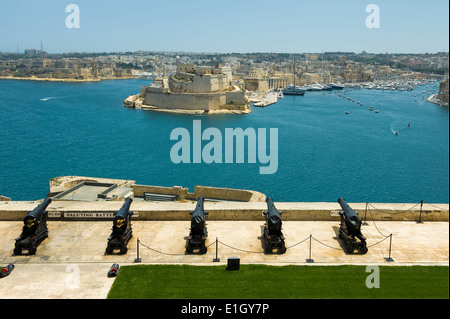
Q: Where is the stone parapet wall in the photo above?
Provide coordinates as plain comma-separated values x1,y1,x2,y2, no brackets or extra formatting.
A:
1,200,447,222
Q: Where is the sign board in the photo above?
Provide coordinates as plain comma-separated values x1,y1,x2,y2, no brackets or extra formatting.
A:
330,210,341,217
47,211,139,219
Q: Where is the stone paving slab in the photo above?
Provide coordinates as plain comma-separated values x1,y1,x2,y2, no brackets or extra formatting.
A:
0,220,448,298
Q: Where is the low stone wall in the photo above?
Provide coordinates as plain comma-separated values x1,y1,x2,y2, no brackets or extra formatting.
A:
187,186,266,202
132,185,189,200
1,201,447,222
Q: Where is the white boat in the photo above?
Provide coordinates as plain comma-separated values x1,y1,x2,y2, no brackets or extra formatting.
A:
277,90,284,99
247,91,262,103
306,83,323,91
253,91,278,107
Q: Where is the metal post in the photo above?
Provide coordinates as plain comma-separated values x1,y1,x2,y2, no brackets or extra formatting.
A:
362,202,369,225
306,234,314,263
385,234,394,262
417,200,424,224
213,237,220,262
134,238,141,263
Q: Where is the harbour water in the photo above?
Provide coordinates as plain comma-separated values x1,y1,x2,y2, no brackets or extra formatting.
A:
0,79,448,203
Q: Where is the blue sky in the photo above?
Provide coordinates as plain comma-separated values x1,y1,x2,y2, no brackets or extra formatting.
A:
1,0,448,54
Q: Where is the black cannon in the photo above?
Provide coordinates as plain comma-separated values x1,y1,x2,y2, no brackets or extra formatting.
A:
14,197,52,255
106,197,133,254
263,197,286,254
186,197,208,254
337,197,368,254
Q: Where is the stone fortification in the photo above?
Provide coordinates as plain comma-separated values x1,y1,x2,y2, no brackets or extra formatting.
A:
124,63,250,114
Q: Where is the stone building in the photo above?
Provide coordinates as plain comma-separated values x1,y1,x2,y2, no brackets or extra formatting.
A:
438,79,449,105
139,63,249,113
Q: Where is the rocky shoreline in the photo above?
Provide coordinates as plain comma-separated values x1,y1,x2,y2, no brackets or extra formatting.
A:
427,93,449,107
0,76,135,82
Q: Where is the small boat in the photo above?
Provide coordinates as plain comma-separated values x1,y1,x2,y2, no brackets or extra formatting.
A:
307,83,324,91
375,110,379,113
394,131,399,135
328,83,345,90
277,90,284,99
253,91,278,107
345,111,349,114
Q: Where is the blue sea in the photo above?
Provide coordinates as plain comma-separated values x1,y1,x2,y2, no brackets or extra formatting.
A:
0,79,448,203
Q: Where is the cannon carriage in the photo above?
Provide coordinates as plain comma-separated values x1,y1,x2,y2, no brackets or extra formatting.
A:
106,197,133,254
262,197,286,254
337,197,368,254
14,197,52,255
186,197,208,254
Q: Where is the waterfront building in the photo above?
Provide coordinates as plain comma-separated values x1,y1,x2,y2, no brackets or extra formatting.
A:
135,63,250,113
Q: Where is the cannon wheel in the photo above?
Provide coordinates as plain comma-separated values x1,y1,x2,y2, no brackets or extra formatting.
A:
13,247,22,255
345,244,354,254
186,245,194,254
265,244,273,254
278,244,287,254
200,246,207,254
358,245,368,254
28,245,37,255
120,246,128,254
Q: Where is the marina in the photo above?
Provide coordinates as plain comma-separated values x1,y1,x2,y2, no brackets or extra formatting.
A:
0,78,448,204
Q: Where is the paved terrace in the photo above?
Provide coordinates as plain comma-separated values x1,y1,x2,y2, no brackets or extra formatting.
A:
0,200,448,299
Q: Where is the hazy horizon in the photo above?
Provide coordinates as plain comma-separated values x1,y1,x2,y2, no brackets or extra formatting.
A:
1,0,449,54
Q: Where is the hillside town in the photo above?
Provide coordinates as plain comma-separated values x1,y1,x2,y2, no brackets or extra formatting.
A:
1,50,448,105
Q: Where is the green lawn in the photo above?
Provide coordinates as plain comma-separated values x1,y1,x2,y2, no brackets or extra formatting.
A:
107,264,448,299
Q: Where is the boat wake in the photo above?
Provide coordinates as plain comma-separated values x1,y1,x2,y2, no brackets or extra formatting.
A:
41,97,55,101
41,95,71,101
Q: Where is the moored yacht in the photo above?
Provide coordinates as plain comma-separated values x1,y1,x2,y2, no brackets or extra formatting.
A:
283,84,305,96
328,83,345,89
306,83,323,91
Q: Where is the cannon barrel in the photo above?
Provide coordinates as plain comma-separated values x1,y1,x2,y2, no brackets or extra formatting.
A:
190,197,208,234
113,197,133,228
337,197,367,254
24,197,52,228
264,197,282,235
337,197,362,233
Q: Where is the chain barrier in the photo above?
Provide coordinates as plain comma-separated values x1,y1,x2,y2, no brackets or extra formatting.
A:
138,240,187,256
366,206,392,237
424,202,449,211
366,235,391,248
310,236,341,250
135,232,393,259
285,236,310,249
367,201,421,215
218,240,264,254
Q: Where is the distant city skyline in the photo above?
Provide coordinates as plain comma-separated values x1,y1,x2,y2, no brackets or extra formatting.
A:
1,0,449,54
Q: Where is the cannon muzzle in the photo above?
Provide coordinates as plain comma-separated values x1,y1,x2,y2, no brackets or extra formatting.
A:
190,197,208,235
113,197,133,228
24,197,52,228
337,197,362,234
263,197,282,235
